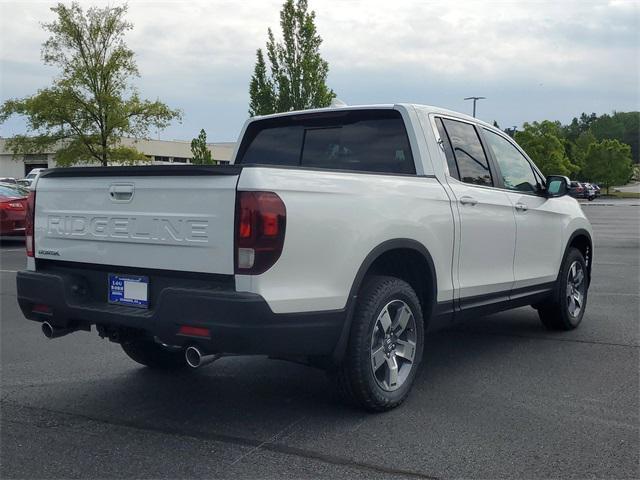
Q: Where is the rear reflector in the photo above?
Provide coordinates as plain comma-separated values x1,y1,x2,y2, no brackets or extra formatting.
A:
178,325,210,338
32,304,51,314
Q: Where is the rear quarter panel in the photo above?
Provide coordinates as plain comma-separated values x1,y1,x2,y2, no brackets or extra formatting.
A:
235,167,455,314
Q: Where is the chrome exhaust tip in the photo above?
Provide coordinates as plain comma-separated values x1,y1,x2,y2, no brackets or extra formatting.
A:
41,321,54,339
185,346,220,368
185,346,203,368
41,321,77,339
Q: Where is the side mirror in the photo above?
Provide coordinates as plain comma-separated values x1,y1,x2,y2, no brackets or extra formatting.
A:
545,175,570,198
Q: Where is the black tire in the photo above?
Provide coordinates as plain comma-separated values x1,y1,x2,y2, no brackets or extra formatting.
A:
121,339,187,369
335,275,425,412
537,247,589,330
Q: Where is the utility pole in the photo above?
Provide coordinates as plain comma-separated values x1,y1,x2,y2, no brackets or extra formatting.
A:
463,96,486,117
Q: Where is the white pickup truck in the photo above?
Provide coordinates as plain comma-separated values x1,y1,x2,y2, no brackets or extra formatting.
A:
17,104,593,411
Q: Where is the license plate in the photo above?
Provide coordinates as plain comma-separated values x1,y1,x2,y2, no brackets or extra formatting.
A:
108,274,149,309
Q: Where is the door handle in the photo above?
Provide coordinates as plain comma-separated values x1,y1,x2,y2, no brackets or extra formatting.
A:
459,196,478,206
515,202,528,211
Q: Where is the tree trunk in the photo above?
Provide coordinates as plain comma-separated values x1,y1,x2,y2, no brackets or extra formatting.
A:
101,142,108,166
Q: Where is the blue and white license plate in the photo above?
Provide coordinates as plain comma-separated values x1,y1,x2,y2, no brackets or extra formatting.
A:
108,274,149,309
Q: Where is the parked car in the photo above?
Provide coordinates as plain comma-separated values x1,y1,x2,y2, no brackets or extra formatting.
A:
569,181,596,201
16,104,593,411
19,168,46,187
0,182,29,237
583,183,597,201
569,181,584,198
0,177,18,184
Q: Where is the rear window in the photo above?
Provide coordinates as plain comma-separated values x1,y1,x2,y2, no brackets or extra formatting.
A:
0,184,28,197
236,109,415,174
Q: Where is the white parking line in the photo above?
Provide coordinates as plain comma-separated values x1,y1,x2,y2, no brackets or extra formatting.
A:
0,248,24,252
0,269,18,273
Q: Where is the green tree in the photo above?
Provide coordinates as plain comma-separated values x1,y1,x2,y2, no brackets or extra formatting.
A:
514,121,578,176
0,2,181,166
248,0,335,116
190,129,214,165
568,130,597,176
582,139,633,193
590,112,640,164
562,112,597,143
249,49,277,116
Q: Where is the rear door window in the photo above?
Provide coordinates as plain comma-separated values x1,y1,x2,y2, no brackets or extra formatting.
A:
237,110,415,174
441,118,493,186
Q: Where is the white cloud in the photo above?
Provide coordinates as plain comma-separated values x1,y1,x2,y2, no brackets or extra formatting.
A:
1,0,638,141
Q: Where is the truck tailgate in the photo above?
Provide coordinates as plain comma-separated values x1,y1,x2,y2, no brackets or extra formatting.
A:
34,166,239,274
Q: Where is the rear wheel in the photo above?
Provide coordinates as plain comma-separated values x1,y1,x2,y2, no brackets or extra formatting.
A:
335,276,424,412
537,248,589,330
121,339,187,369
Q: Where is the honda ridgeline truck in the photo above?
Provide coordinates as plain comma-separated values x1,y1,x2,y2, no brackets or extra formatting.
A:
17,104,593,411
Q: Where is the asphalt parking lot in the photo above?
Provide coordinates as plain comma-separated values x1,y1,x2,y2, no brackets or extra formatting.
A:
1,201,638,479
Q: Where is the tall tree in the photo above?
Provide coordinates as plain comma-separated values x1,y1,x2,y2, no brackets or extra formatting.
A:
190,129,214,165
248,0,335,116
514,121,578,176
582,139,633,193
249,50,277,116
0,2,181,166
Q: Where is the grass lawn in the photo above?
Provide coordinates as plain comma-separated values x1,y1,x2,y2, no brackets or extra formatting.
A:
602,191,640,199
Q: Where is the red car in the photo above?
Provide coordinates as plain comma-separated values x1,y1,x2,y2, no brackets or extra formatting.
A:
0,183,29,237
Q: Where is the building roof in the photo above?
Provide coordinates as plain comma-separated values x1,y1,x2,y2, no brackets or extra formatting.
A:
0,137,236,162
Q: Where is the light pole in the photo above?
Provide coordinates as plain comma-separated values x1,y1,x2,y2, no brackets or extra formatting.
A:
463,96,486,118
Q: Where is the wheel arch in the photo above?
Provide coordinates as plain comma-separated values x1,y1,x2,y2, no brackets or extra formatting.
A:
564,229,593,283
330,239,438,365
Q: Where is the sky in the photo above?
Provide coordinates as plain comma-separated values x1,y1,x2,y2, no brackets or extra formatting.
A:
1,0,638,143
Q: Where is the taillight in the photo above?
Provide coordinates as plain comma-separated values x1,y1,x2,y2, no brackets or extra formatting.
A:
0,201,25,210
235,191,286,275
25,191,35,257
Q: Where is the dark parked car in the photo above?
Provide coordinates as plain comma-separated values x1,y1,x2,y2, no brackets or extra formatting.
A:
569,181,596,201
0,183,29,237
569,181,585,198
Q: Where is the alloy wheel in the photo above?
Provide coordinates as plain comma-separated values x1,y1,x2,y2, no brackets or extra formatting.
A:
566,261,586,318
370,299,417,391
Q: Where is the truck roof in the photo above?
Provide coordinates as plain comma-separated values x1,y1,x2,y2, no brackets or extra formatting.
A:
249,103,496,131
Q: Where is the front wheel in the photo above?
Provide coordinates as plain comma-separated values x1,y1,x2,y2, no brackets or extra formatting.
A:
335,276,424,412
537,248,589,330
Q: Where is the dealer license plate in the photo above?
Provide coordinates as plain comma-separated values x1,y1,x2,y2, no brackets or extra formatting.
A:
108,274,149,309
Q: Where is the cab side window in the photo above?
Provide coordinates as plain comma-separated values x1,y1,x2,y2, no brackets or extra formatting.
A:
483,129,539,193
441,118,493,186
435,118,460,180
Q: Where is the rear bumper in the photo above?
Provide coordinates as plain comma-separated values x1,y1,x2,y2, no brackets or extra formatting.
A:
16,269,345,357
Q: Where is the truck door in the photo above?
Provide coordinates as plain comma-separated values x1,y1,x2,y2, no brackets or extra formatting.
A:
479,127,565,290
435,117,517,305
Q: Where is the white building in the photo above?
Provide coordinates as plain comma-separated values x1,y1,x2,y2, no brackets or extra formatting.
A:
0,137,236,179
